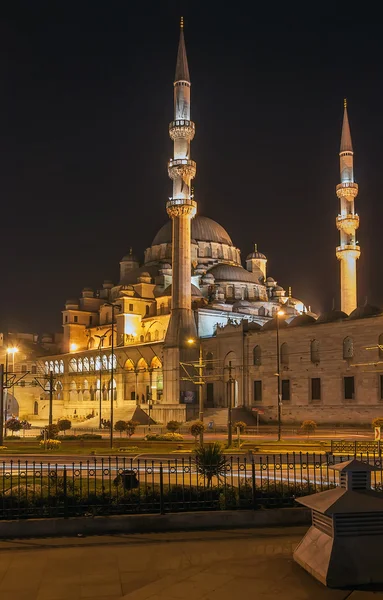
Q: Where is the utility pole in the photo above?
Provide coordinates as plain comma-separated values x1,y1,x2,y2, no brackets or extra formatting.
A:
0,364,4,446
110,305,115,449
228,360,233,447
276,312,283,442
49,370,54,427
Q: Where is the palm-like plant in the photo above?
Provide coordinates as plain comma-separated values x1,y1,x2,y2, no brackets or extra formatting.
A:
194,442,227,487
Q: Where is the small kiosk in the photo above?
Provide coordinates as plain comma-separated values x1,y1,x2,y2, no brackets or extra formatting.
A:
294,459,383,587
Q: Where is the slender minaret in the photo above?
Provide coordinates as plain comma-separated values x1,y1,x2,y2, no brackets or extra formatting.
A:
336,99,360,314
163,18,197,403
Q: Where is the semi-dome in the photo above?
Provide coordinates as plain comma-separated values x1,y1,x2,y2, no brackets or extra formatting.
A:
262,317,288,331
160,284,203,298
207,264,262,283
152,215,233,247
246,250,266,260
316,309,348,324
348,304,382,320
288,314,316,327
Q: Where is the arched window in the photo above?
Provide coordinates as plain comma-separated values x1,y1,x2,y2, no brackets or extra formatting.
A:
59,360,64,374
205,246,212,258
83,357,89,371
34,401,39,415
227,285,234,298
95,355,101,371
69,358,77,373
88,337,95,349
55,381,63,400
159,303,165,315
107,354,117,370
253,345,262,366
379,333,383,360
145,305,150,316
102,355,108,370
154,329,159,341
280,343,289,367
44,361,49,374
77,358,83,372
49,361,54,373
343,336,354,359
258,306,266,316
90,357,95,371
145,332,151,342
140,335,144,343
206,352,213,370
90,385,95,401
54,360,59,374
108,335,112,347
310,339,320,364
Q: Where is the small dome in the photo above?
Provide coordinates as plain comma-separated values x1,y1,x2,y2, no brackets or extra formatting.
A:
348,304,382,320
288,314,316,327
207,264,262,284
233,300,252,308
202,273,215,282
274,285,284,291
266,277,275,283
141,272,150,278
246,251,266,260
65,298,78,306
121,252,138,262
160,263,172,271
316,309,348,324
262,317,288,331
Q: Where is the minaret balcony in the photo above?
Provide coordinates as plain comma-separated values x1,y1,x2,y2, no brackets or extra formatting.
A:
336,213,360,235
168,158,196,180
336,244,361,261
169,120,195,141
336,182,358,199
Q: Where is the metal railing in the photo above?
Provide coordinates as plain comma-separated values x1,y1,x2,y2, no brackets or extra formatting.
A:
0,453,382,521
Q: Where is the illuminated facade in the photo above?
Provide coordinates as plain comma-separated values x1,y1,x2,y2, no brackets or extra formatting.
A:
336,100,360,314
31,20,380,427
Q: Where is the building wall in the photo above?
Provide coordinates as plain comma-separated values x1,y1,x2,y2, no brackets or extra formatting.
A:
201,316,383,425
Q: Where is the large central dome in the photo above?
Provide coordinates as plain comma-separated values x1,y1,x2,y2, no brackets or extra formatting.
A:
152,215,233,247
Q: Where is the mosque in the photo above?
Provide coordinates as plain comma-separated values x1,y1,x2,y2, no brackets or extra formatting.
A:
12,20,383,426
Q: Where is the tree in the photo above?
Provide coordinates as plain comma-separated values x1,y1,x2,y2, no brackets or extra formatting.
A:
5,418,21,436
301,420,317,438
190,421,205,443
166,420,182,433
58,419,72,435
114,420,127,437
233,421,247,434
372,417,383,429
194,442,227,486
125,420,139,438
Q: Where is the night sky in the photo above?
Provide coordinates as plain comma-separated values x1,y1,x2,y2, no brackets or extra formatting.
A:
1,2,382,333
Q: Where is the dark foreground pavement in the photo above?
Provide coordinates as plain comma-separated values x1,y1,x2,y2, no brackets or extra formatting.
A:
0,527,381,599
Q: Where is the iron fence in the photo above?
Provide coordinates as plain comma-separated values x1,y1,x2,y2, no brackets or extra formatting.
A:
0,452,382,520
330,440,380,454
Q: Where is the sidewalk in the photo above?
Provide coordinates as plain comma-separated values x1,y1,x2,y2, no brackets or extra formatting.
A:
0,527,381,599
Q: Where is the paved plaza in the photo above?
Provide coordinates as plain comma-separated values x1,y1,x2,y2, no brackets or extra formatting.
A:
0,526,382,599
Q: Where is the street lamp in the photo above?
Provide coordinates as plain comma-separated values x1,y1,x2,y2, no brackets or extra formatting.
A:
95,332,110,429
187,337,204,445
102,302,121,449
5,347,18,422
276,310,284,442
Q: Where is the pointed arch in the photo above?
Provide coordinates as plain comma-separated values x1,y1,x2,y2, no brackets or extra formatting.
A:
69,358,77,373
151,356,162,370
310,339,320,363
125,358,135,370
343,336,354,359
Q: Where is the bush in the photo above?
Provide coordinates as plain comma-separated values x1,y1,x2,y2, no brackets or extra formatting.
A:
57,434,102,441
372,417,383,429
166,420,182,433
301,420,317,437
114,420,127,436
194,442,227,486
118,446,139,452
5,418,21,435
144,433,184,441
233,421,247,434
39,439,61,450
190,421,205,442
125,420,139,438
58,419,72,435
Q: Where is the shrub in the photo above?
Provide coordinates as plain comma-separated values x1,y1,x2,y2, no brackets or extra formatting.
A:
5,418,21,435
0,446,7,450
194,442,227,486
144,433,183,441
166,420,182,433
78,433,102,440
39,439,61,450
118,446,139,452
114,420,127,436
372,417,383,429
58,419,72,435
190,421,205,442
301,420,317,437
126,420,139,438
233,421,247,434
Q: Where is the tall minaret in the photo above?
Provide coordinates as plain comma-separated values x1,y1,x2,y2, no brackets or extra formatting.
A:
336,99,360,314
163,18,197,403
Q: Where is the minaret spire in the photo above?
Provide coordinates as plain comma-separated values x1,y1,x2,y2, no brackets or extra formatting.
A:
336,100,360,314
163,18,197,404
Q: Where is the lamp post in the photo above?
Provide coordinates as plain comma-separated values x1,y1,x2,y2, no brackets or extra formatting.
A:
5,347,18,423
276,310,284,442
187,338,204,445
95,333,108,429
102,302,121,449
